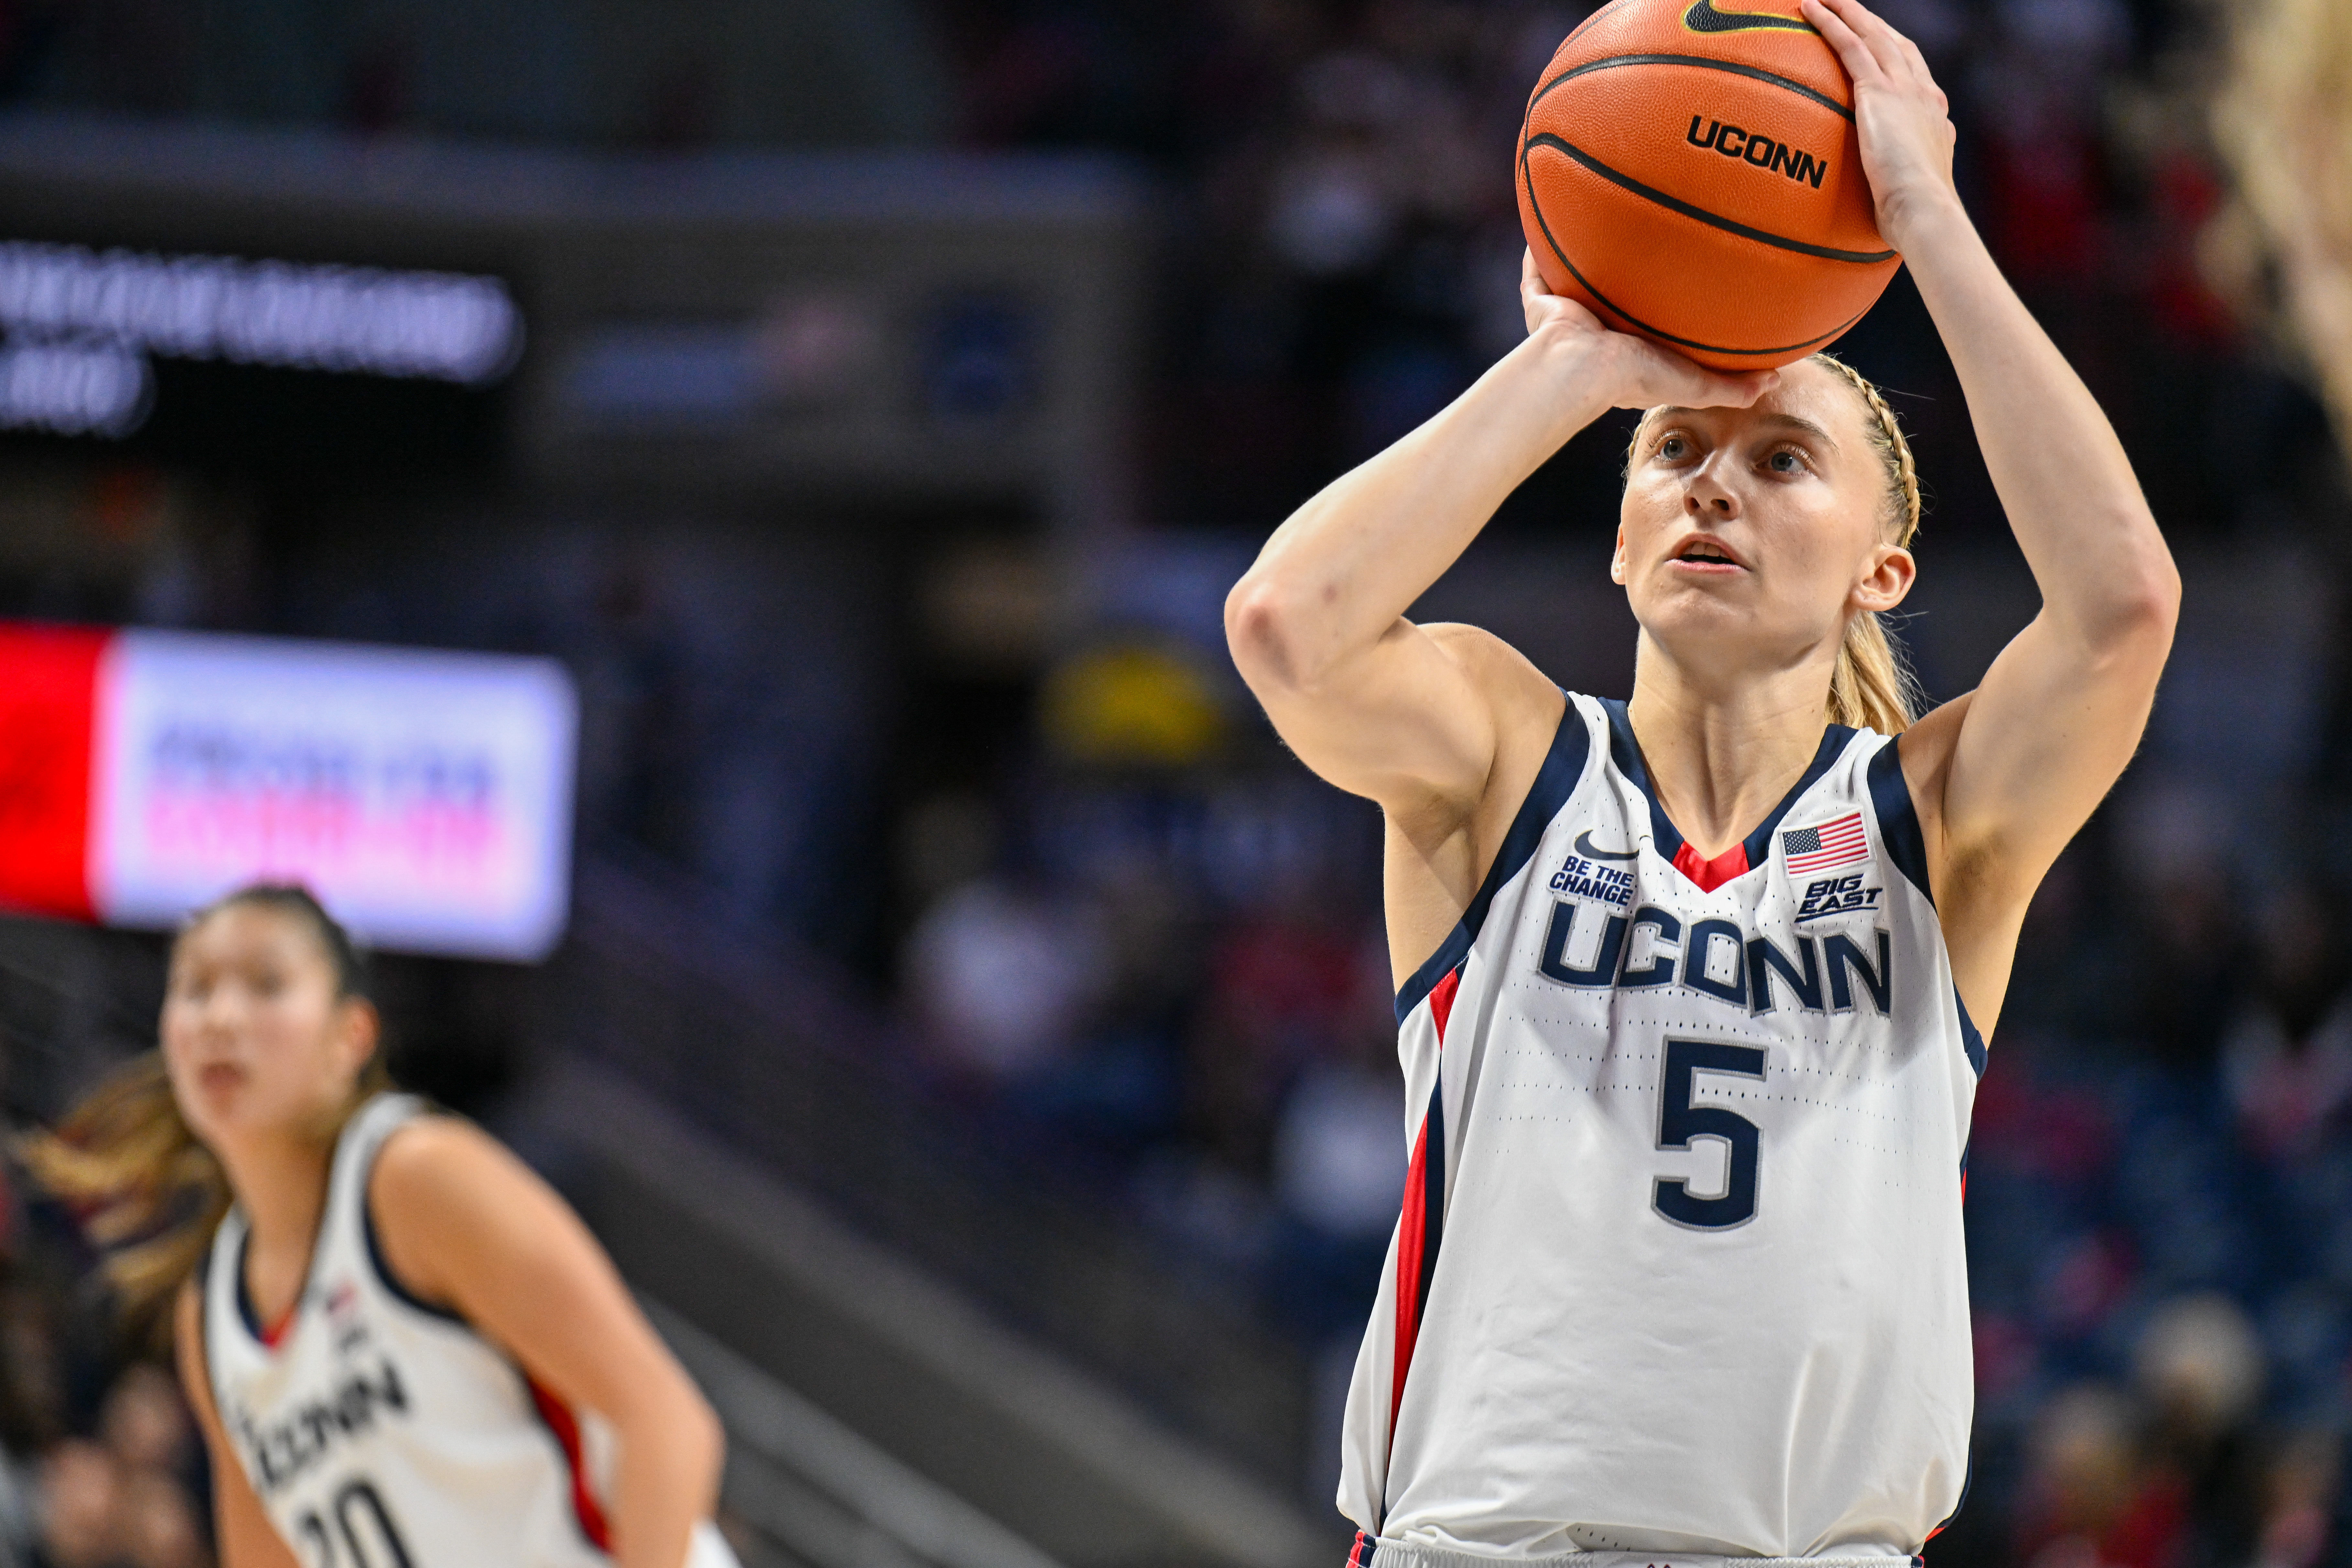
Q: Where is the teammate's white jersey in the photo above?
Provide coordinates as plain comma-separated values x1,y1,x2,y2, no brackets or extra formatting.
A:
202,1094,738,1568
1341,693,1982,1566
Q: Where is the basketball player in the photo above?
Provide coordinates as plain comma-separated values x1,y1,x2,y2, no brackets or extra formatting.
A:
1224,0,2179,1560
29,886,738,1568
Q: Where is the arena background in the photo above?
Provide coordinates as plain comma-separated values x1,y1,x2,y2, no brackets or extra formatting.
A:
0,0,2347,1564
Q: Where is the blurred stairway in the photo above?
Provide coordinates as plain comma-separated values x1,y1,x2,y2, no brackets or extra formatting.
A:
536,855,1336,1568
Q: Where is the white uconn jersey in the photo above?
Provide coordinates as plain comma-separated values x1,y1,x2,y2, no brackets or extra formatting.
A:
203,1095,738,1568
1340,694,1983,1565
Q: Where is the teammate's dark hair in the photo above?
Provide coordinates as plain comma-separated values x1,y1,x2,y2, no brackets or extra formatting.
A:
211,884,372,1001
21,885,389,1336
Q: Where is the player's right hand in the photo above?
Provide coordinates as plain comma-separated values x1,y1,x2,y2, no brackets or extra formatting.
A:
1521,248,1779,412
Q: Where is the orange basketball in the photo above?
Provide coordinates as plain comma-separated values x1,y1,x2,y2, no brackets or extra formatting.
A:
1516,0,1899,370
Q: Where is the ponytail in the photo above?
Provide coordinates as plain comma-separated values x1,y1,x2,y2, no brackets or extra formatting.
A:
1830,609,1924,736
21,1054,231,1331
22,884,386,1332
1811,353,1926,734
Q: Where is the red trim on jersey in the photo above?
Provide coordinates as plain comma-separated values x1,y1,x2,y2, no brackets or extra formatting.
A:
1672,839,1750,893
1348,1529,1378,1566
1389,965,1459,1441
528,1377,613,1552
1391,1114,1432,1434
1428,967,1460,1042
259,1304,295,1349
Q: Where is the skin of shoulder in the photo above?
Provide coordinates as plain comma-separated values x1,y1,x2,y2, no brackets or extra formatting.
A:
365,1114,539,1310
365,1113,627,1353
363,1115,712,1438
1382,625,1568,987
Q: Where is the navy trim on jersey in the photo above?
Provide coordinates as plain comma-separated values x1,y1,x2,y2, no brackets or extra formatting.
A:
1600,698,1853,873
1931,1453,1975,1542
1865,734,1933,904
195,1235,217,1364
362,1133,472,1329
1416,1079,1447,1313
232,1228,278,1346
363,1200,471,1327
1383,1073,1449,1528
1394,692,1592,1024
1956,988,1988,1077
1864,737,1987,1074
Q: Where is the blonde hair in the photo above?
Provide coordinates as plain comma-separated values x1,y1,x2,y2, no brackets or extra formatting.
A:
1810,353,1926,735
1627,352,1926,735
2210,0,2352,459
22,887,388,1333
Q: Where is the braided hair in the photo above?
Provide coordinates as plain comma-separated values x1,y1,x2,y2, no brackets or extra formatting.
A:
1623,352,1926,735
1808,353,1926,735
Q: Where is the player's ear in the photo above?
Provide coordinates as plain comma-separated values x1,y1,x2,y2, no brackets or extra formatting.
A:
1611,525,1630,586
334,997,382,1081
1853,544,1914,614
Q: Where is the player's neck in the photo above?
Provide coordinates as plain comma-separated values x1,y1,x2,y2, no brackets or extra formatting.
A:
219,1131,336,1277
1625,644,1832,859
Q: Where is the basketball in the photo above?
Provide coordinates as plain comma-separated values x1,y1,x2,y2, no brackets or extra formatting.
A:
1517,0,1901,369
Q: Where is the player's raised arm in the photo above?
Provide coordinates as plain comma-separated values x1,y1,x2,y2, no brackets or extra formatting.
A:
1803,0,2180,1015
1224,256,1778,816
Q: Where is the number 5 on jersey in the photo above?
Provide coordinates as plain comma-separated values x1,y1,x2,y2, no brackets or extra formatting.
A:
1654,1039,1766,1229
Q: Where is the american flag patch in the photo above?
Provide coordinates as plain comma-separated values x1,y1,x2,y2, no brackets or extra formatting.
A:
1781,811,1869,875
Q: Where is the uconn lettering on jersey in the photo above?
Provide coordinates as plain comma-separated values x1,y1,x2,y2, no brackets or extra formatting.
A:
229,1356,410,1497
1537,897,1893,1015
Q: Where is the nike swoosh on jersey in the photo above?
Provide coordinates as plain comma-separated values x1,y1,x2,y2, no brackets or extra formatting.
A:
1682,0,1816,31
1573,829,1640,861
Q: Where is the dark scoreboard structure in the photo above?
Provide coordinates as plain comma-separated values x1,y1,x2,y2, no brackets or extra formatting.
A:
0,113,1146,522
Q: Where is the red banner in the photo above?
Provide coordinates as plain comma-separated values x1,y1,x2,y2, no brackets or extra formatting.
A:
0,624,109,920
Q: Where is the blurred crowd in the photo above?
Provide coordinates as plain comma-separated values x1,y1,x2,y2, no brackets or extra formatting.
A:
0,1154,209,1568
935,0,2282,531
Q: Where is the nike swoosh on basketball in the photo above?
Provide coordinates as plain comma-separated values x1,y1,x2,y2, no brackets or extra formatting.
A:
1681,0,1815,32
1574,830,1641,861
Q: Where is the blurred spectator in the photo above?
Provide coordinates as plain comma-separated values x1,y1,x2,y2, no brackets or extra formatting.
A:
2250,1430,2339,1568
907,873,1108,1080
94,1369,188,1486
35,1441,115,1568
112,1469,202,1568
1185,899,1363,1178
2014,1384,2185,1568
2136,1296,2265,1568
24,1362,206,1568
2223,885,2352,1160
1268,943,1405,1336
1270,1054,1402,1240
2122,874,2241,1076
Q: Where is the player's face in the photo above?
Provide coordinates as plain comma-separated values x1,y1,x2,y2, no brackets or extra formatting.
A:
1615,361,1913,674
160,905,375,1151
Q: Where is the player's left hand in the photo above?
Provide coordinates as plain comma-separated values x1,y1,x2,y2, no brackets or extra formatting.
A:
1801,0,1959,253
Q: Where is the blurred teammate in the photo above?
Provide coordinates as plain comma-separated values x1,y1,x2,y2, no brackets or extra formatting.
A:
30,885,737,1568
2214,0,2352,457
1225,0,2178,1560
